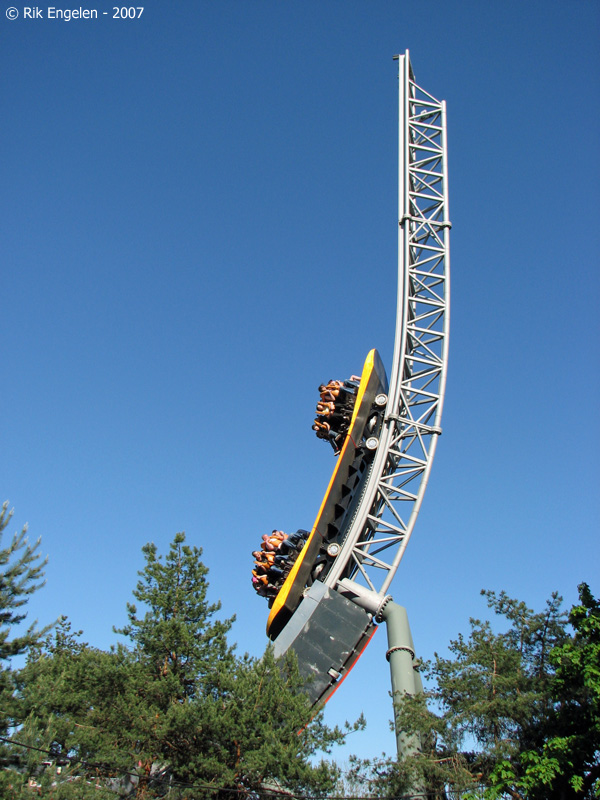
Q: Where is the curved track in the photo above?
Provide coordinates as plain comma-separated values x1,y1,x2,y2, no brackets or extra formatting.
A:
269,51,450,705
327,50,450,608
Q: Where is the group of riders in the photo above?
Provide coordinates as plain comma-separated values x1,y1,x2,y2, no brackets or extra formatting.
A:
251,529,309,600
312,376,360,455
251,374,361,601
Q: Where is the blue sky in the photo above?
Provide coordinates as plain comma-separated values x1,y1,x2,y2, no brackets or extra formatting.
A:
2,0,599,764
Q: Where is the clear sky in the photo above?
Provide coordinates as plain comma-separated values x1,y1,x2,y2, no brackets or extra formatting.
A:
2,0,599,766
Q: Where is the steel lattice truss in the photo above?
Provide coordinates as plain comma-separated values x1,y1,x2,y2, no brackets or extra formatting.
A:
326,51,450,605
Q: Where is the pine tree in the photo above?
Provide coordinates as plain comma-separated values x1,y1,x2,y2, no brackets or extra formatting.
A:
15,532,350,799
354,585,600,800
110,532,346,798
0,620,118,799
0,501,48,738
0,502,47,661
114,531,236,696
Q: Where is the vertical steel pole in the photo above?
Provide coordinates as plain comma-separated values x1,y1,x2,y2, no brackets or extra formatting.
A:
389,50,408,404
379,600,422,760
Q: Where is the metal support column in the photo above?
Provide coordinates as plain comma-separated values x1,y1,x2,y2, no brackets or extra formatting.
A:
379,600,422,760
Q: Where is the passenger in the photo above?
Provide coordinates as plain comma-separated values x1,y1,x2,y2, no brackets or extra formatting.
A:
253,529,298,600
261,534,278,552
275,530,305,556
313,419,329,436
316,401,335,415
336,385,354,403
277,538,297,555
288,530,308,546
327,409,345,425
316,419,331,435
267,565,285,582
322,423,343,454
314,378,358,429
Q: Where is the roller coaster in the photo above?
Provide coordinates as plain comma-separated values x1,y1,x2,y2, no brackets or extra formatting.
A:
253,51,450,726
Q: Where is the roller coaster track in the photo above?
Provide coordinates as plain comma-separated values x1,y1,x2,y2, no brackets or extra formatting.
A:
326,50,450,609
269,51,449,704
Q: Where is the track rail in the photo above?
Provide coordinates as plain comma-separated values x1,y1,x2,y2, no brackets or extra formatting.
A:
326,50,450,605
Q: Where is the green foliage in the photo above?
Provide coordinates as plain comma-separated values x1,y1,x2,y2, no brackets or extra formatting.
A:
0,501,48,743
345,689,479,799
2,508,597,800
114,532,236,696
509,582,600,799
0,761,117,800
0,502,48,661
432,589,568,760
355,585,600,800
11,532,352,798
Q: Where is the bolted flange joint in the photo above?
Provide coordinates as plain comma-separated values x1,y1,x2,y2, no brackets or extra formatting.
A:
375,594,394,623
386,644,415,663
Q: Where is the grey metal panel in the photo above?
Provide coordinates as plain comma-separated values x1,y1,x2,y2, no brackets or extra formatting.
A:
273,582,375,706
